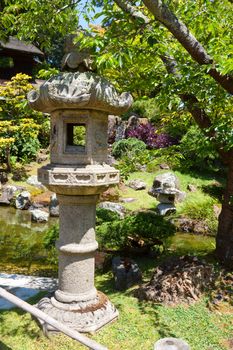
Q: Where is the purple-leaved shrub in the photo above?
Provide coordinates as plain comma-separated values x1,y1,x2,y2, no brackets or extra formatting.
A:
126,122,177,149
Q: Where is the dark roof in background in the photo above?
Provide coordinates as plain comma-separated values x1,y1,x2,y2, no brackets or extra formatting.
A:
0,37,44,56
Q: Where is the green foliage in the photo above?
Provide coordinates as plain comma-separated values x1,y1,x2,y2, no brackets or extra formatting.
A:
36,67,60,80
112,138,150,179
96,211,175,250
112,137,147,158
146,146,184,172
0,74,48,165
0,1,78,51
43,224,59,265
43,224,59,250
96,207,120,225
116,150,151,180
179,126,219,171
178,196,218,234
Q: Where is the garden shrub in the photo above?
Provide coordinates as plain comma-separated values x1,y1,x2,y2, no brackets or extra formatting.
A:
96,211,175,250
96,207,121,225
112,138,150,179
0,73,49,166
112,137,146,159
146,145,184,172
126,122,178,149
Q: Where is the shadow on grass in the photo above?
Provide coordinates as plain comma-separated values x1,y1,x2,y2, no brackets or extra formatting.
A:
137,301,176,339
0,291,47,339
0,341,12,350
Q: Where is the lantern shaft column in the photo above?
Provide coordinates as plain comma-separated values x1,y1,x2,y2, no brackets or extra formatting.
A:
55,194,98,303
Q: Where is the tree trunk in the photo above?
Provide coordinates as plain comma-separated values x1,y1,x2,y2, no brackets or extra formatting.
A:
216,157,233,267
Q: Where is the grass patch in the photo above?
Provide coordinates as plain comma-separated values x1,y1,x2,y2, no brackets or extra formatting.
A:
0,264,232,350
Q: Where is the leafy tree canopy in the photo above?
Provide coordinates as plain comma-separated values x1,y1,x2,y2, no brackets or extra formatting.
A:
0,0,79,61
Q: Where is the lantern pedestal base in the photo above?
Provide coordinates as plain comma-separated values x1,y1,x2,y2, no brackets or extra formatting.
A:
37,291,118,333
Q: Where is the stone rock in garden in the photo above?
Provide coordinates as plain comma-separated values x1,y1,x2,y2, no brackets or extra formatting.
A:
127,179,146,191
15,191,31,210
157,203,176,216
120,197,137,203
154,338,190,350
187,184,197,192
193,221,210,235
173,218,195,233
31,209,49,222
108,115,121,143
115,120,127,142
49,193,59,217
26,175,45,190
112,256,142,291
159,163,170,170
108,114,126,143
0,185,18,205
100,186,120,202
0,171,8,184
98,201,125,218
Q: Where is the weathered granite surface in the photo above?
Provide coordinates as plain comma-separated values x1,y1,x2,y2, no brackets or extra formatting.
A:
28,72,133,115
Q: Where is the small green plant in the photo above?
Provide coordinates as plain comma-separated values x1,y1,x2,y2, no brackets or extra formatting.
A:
112,137,146,159
96,211,175,250
96,207,121,225
43,225,59,265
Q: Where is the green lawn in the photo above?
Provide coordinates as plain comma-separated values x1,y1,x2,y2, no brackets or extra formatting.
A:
0,258,232,350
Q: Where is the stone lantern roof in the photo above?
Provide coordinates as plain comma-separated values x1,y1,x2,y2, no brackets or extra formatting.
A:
28,72,133,115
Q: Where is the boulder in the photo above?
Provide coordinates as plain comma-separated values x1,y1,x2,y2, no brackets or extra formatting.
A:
159,163,170,170
98,201,125,218
0,171,8,184
26,175,45,190
112,256,142,291
49,193,59,217
120,197,137,203
15,191,31,210
31,209,49,222
108,115,121,144
100,186,120,202
127,179,146,191
0,185,18,205
154,338,190,350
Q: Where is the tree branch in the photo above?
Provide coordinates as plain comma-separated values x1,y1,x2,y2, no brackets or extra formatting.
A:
56,0,80,14
141,0,233,94
114,0,150,24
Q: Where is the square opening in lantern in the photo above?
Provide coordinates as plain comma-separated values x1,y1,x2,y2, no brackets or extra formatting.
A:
65,123,86,153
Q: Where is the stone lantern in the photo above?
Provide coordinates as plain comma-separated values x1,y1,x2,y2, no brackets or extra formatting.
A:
28,72,132,332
